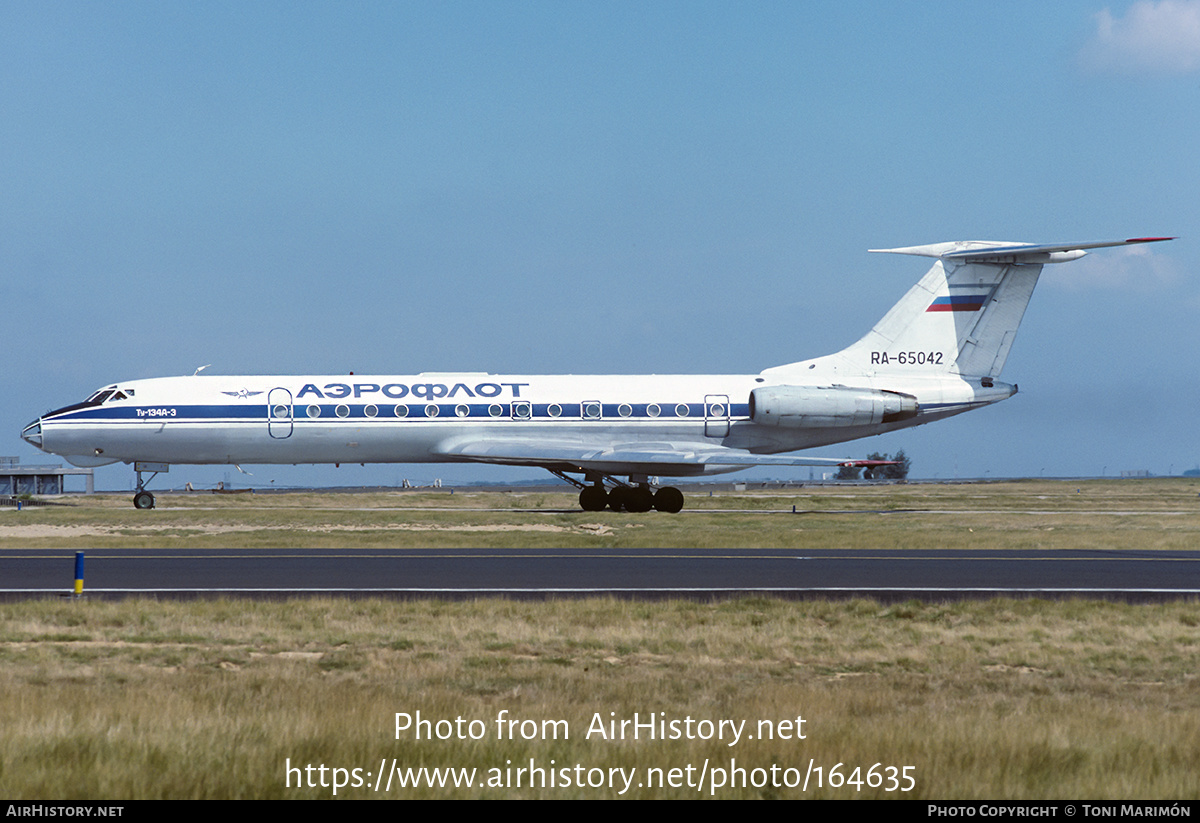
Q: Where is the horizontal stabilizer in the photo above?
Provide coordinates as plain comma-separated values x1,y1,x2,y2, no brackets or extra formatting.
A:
870,237,1173,264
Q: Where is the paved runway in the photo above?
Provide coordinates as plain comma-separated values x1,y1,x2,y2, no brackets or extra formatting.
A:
4,547,1198,601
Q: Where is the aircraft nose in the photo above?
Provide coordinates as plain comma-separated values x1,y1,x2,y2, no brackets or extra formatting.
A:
21,418,43,449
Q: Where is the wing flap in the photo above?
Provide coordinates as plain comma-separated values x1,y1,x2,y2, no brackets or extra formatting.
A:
433,439,883,473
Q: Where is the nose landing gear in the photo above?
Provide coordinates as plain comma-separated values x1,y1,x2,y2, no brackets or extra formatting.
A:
130,462,167,509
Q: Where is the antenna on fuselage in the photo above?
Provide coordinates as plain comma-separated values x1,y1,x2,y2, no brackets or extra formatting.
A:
193,364,212,376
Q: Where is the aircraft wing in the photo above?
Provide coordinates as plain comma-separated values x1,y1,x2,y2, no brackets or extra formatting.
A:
433,439,888,475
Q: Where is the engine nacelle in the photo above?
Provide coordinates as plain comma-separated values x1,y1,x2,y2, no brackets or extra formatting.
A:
749,385,919,428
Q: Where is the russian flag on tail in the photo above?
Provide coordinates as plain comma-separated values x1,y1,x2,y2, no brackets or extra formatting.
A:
926,294,990,312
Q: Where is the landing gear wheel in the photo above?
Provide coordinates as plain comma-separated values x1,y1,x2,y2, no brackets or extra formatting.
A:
579,486,608,512
625,486,655,513
133,491,155,510
607,486,628,512
653,486,684,513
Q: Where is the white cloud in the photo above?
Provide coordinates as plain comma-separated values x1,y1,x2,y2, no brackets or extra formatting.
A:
1050,243,1181,292
1081,1,1200,74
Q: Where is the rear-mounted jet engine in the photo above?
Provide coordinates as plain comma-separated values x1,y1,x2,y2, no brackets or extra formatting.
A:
749,386,918,428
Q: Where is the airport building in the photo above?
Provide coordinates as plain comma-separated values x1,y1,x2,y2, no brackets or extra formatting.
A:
1,456,94,496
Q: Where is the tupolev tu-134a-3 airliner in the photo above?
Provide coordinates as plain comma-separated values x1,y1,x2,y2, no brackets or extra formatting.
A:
22,236,1173,511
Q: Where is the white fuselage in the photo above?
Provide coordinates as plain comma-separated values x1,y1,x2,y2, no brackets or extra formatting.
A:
24,370,1006,476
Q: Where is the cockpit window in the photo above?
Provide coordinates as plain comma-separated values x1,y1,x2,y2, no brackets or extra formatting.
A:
110,391,128,401
87,390,114,404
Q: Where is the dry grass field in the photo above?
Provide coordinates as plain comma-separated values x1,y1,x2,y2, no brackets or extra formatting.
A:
1,479,1197,799
2,477,1199,549
0,596,1196,799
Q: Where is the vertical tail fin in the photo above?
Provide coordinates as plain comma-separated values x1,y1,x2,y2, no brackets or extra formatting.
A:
842,249,1042,379
766,238,1172,381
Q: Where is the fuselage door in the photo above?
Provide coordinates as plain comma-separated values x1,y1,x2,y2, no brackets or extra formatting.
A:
704,394,730,438
267,387,294,439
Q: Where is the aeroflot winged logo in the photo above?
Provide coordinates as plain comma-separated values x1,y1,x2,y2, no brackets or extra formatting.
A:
221,389,264,399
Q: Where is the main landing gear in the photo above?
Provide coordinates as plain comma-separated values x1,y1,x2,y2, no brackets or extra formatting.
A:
551,471,686,513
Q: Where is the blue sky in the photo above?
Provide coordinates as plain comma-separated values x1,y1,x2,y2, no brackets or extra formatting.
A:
5,1,1198,490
